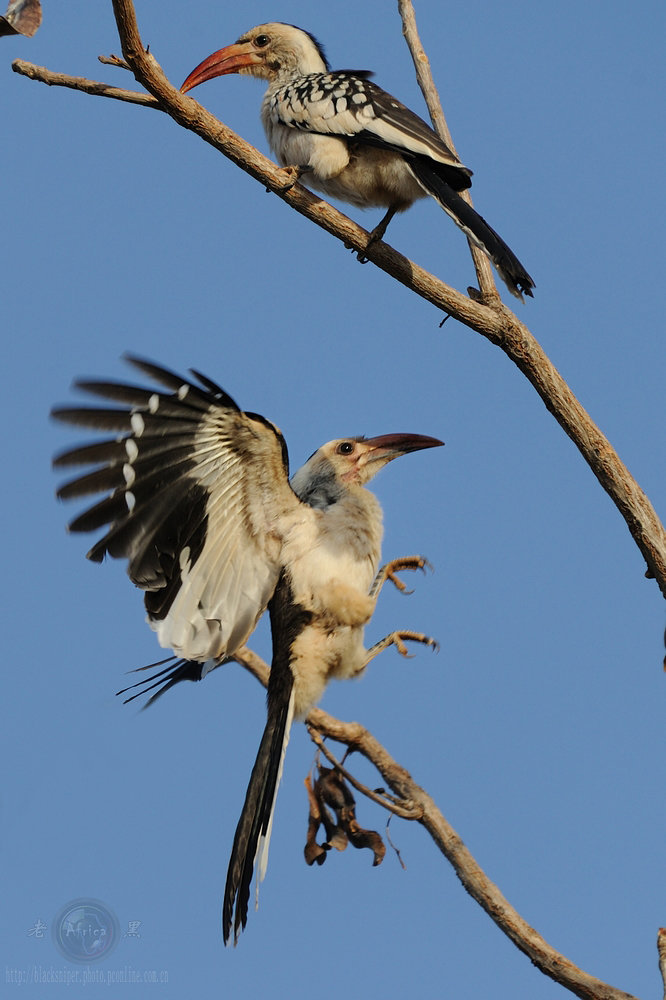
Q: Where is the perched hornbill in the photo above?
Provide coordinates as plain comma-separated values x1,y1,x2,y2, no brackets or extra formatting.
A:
52,356,442,944
181,22,535,300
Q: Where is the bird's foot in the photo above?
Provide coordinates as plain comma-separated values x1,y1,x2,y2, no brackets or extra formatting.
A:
356,227,382,264
356,209,396,263
271,164,313,193
362,629,439,669
391,630,440,658
370,555,431,598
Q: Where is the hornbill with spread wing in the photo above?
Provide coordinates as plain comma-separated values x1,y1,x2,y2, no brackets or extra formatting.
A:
52,356,442,943
181,22,534,300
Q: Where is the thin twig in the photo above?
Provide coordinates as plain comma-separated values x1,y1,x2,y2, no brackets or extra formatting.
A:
398,0,497,300
385,815,408,870
13,59,160,108
98,53,131,70
306,724,423,819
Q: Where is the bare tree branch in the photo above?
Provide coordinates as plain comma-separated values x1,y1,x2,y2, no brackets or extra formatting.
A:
233,646,637,1000
13,58,160,107
398,0,496,299
13,2,666,597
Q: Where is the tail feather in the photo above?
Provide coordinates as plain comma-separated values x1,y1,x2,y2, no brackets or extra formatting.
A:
255,690,295,889
115,656,219,707
409,158,535,300
223,569,313,944
223,682,295,945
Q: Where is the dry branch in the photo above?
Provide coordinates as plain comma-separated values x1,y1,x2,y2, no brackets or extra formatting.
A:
234,646,637,1000
397,0,496,299
13,1,666,597
13,58,159,107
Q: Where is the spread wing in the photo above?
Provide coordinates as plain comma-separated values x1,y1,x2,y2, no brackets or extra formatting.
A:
52,355,301,661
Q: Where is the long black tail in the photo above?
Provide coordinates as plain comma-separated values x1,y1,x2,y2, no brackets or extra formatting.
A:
223,668,295,945
223,571,313,944
409,158,535,300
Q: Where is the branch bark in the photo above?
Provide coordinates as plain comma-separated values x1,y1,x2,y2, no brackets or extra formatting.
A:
234,646,637,1000
13,2,666,597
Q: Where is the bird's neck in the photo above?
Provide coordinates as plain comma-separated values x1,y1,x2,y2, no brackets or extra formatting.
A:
317,486,384,570
265,52,328,87
291,460,344,509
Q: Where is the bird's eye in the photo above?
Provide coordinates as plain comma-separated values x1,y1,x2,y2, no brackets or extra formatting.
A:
337,441,355,455
254,34,269,48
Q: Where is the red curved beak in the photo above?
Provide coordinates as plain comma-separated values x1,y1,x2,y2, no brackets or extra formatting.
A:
181,43,259,93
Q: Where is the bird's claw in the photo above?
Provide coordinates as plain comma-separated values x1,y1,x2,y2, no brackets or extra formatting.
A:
393,631,439,658
388,572,414,595
272,163,312,193
385,556,432,595
356,233,381,264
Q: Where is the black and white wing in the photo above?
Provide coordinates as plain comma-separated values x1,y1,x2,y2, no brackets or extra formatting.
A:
52,356,300,662
270,71,472,190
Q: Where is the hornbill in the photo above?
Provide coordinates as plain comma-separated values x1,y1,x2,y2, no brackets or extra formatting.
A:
52,356,442,943
181,22,535,300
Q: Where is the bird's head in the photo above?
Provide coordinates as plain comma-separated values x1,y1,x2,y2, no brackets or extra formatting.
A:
291,433,443,509
181,23,329,92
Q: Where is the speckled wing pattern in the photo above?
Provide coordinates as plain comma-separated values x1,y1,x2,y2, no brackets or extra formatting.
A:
268,71,472,189
52,356,299,662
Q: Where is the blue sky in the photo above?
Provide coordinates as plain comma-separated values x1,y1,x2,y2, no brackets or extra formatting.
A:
2,1,665,997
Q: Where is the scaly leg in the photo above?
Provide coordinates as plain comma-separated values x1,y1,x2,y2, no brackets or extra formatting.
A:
360,630,439,671
357,206,397,263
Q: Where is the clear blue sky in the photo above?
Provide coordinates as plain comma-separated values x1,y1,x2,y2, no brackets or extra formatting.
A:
3,1,665,997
